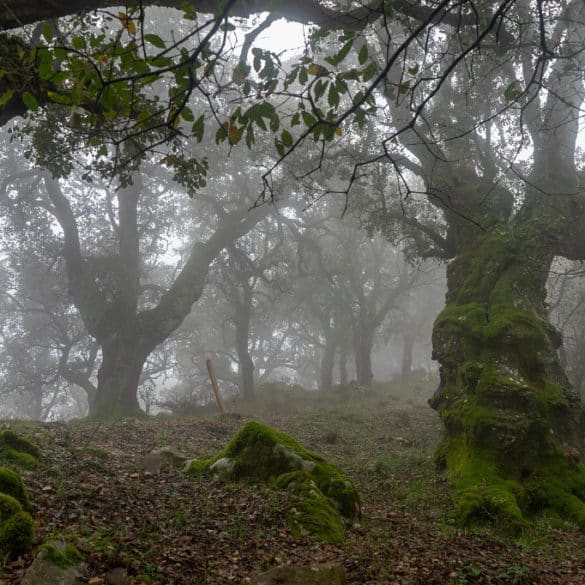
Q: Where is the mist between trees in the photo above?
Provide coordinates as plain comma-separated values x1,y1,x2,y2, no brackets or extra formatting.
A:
1,0,585,530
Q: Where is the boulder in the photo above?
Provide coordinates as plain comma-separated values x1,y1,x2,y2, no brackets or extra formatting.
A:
185,421,360,542
143,446,188,474
21,540,85,585
0,429,39,467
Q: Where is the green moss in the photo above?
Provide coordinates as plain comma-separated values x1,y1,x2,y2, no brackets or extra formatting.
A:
0,431,39,468
186,422,360,542
0,430,40,459
39,541,84,569
185,421,360,519
0,467,31,511
184,457,214,476
440,437,527,533
0,493,22,523
275,471,345,543
0,510,34,558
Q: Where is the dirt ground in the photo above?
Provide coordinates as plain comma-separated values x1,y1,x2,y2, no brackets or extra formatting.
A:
1,382,585,584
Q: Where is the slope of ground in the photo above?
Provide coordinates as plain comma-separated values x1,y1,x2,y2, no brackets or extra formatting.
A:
1,381,584,584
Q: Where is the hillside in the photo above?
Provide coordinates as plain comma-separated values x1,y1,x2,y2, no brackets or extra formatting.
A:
1,382,584,584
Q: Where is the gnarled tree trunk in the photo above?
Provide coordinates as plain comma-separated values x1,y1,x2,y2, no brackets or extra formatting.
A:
430,221,585,529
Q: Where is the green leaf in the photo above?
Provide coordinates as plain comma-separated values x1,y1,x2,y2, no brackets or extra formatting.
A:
301,111,317,127
41,23,54,43
192,115,205,142
298,66,308,85
504,82,521,102
72,36,86,51
328,84,339,108
215,124,228,144
325,38,354,67
358,45,368,65
47,90,72,105
281,129,293,147
0,88,15,107
246,124,255,148
180,107,194,122
313,79,328,101
21,91,39,111
291,112,300,127
407,63,420,76
144,34,166,49
362,62,377,82
352,91,364,105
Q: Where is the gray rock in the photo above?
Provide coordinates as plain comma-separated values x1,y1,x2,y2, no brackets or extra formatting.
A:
143,446,188,474
273,443,315,473
21,540,86,585
209,456,235,474
249,564,346,585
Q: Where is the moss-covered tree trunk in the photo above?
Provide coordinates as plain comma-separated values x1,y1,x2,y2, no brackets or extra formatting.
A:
430,221,585,529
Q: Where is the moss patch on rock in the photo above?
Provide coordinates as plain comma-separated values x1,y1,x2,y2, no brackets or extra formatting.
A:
0,430,40,468
185,421,360,542
0,466,31,511
0,466,35,558
38,540,84,570
0,509,34,558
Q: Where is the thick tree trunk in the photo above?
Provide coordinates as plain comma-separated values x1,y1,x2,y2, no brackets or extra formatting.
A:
430,224,585,530
91,334,149,418
354,326,374,385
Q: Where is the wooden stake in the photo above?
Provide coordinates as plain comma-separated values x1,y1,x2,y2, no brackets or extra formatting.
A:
206,358,226,413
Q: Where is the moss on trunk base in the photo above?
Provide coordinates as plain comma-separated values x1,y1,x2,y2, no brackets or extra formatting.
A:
432,227,585,532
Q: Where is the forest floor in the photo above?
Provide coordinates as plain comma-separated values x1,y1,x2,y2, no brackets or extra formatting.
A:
1,381,585,584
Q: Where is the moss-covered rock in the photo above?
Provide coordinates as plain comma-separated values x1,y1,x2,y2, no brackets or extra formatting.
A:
275,471,346,542
0,466,31,511
0,430,40,468
38,541,84,570
0,466,35,558
185,421,360,542
0,509,34,558
21,540,86,585
0,492,22,524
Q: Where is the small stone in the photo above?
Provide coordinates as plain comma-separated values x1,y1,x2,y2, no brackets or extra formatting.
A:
107,567,128,585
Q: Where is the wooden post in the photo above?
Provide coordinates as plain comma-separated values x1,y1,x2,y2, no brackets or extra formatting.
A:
206,358,226,413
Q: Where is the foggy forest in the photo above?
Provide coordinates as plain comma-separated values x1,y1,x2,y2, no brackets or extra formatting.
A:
1,1,585,583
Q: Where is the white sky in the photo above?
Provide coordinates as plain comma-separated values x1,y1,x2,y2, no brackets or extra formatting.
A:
254,18,307,56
